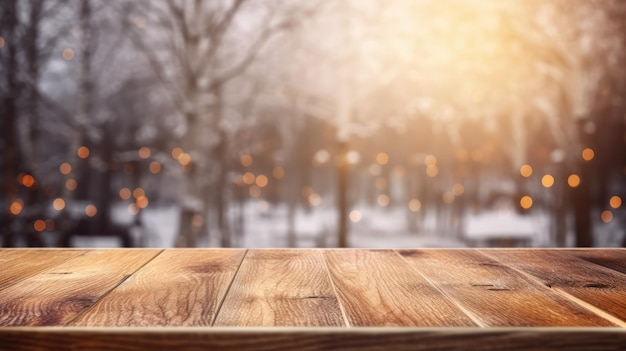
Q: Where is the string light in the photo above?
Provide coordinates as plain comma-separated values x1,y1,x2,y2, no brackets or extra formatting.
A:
272,166,285,179
376,152,389,165
77,146,90,159
138,147,151,159
408,199,421,212
62,48,75,60
567,174,581,188
59,163,72,175
520,195,533,209
349,210,362,223
609,196,622,209
581,148,595,161
149,161,161,174
541,174,555,188
520,164,533,177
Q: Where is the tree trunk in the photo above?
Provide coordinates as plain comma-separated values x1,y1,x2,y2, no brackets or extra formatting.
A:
337,141,349,248
1,0,20,247
57,0,92,247
573,161,593,247
22,0,45,247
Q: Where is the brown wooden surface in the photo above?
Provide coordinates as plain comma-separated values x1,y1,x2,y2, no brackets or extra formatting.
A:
71,249,246,326
0,249,86,291
324,249,475,326
481,249,626,326
1,248,626,350
398,249,616,327
0,249,160,326
214,250,345,326
1,327,626,351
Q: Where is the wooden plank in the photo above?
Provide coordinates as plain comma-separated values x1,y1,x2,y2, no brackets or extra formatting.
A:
70,249,246,326
397,249,616,327
214,249,344,326
324,249,475,327
482,249,626,325
0,249,160,326
4,327,625,351
568,249,626,276
0,250,86,291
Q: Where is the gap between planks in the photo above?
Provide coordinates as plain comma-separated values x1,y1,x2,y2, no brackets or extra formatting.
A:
63,249,165,326
392,250,486,328
318,251,351,327
211,249,249,326
478,250,626,328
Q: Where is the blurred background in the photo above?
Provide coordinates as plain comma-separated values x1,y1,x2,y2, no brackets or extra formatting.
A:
1,0,625,248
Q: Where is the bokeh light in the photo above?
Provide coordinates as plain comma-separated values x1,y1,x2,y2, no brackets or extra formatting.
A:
520,164,533,178
541,174,555,188
520,195,533,210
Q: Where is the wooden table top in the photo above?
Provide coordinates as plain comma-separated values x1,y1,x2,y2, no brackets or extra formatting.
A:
1,248,625,350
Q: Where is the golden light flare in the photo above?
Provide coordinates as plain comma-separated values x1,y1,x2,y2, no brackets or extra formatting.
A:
520,195,533,209
138,147,151,159
133,188,145,199
119,187,132,200
349,210,362,223
255,174,269,188
136,196,149,209
21,174,35,188
243,172,255,185
520,164,533,177
452,183,465,196
308,193,322,207
77,146,90,159
178,153,191,166
601,210,613,223
408,199,422,212
424,154,437,166
240,154,253,167
33,219,46,232
567,174,581,188
85,204,97,217
581,148,595,161
376,152,389,165
609,196,622,209
62,48,75,60
541,174,555,188
65,178,77,191
9,200,23,215
171,147,183,159
52,198,66,211
0,36,5,48
426,165,439,177
149,161,162,174
59,162,72,175
442,192,455,204
377,194,390,207
272,166,285,179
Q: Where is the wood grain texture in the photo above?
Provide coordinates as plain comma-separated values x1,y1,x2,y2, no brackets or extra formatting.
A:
2,327,626,351
481,249,626,324
324,249,475,327
0,249,160,326
70,249,246,326
397,249,615,327
214,250,344,326
0,249,86,291
568,249,626,276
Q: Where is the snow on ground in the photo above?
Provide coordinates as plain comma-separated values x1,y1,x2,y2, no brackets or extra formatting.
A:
72,200,563,248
